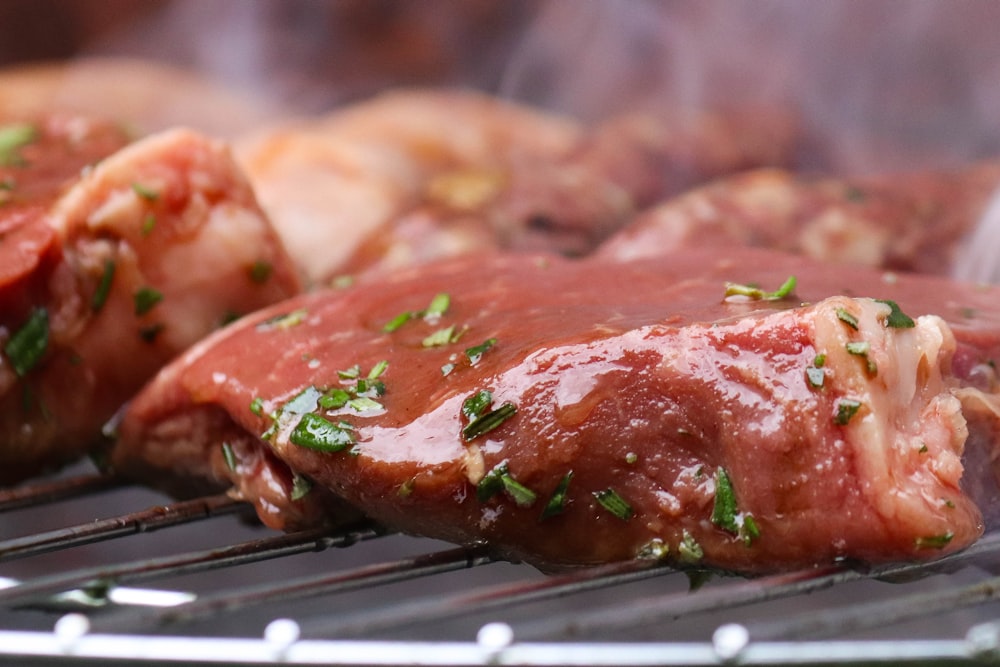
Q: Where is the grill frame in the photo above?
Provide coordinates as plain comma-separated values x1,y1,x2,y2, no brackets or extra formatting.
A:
2,471,1000,667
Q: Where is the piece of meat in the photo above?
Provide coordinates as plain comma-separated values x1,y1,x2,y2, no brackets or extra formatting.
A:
598,165,1000,276
109,247,1000,574
234,89,800,285
0,58,283,139
0,117,302,483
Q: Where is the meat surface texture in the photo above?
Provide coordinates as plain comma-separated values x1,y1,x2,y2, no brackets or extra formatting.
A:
110,247,1000,573
0,116,301,482
234,89,799,285
598,165,1000,276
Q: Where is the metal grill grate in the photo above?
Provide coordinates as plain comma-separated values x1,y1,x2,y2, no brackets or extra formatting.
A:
2,467,1000,666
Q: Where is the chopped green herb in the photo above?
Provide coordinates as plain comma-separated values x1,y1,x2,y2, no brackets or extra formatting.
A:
4,308,49,376
0,123,37,166
476,462,507,502
918,443,929,454
636,538,669,561
678,530,704,563
141,213,156,237
319,388,351,410
711,468,739,534
741,515,761,546
398,478,415,497
282,386,322,416
133,286,163,315
805,366,825,388
248,261,273,284
289,412,355,452
915,532,954,550
834,398,863,425
465,338,497,365
290,473,313,501
138,323,164,343
540,471,573,520
462,402,517,441
875,299,916,328
462,389,493,420
368,360,389,380
844,185,867,202
836,308,859,330
257,308,308,331
131,182,159,200
337,364,361,380
724,275,797,301
475,460,535,506
424,293,450,320
250,397,265,416
382,311,413,333
347,396,383,412
221,442,237,471
91,259,116,312
846,340,877,376
422,325,456,347
593,488,633,520
330,275,354,289
501,473,537,508
814,353,827,367
625,452,638,464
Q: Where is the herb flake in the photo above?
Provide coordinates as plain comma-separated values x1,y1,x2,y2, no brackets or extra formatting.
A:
724,275,797,301
593,488,633,521
91,259,116,312
4,308,49,377
540,471,573,520
876,299,916,328
462,402,517,441
289,412,355,452
134,286,163,316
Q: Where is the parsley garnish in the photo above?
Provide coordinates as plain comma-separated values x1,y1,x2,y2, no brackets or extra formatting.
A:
476,461,536,507
711,467,760,545
290,473,313,500
141,214,156,237
540,471,573,520
4,308,49,377
465,338,497,365
0,123,37,166
678,530,704,563
593,488,633,520
221,443,237,471
289,412,355,452
248,261,273,284
139,323,164,343
382,292,451,332
91,259,116,312
134,286,163,316
131,182,159,201
250,397,265,415
256,308,308,331
915,532,954,549
462,402,517,441
724,275,797,301
875,299,916,328
834,398,863,425
423,325,457,347
836,308,859,330
846,340,877,376
462,390,493,420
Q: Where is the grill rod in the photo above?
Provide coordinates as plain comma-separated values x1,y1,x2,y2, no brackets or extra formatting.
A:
92,543,497,633
0,522,384,607
303,557,672,639
0,492,247,562
0,472,125,512
518,531,1000,641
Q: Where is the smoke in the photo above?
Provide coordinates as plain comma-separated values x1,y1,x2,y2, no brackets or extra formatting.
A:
74,0,1000,174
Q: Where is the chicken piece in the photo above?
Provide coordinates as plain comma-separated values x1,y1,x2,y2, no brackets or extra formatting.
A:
0,58,282,139
598,165,1000,276
235,89,799,285
109,248,1000,574
0,117,301,483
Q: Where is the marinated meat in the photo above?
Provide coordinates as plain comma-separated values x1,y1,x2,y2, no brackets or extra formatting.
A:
109,247,1000,573
235,90,799,285
0,117,301,482
598,165,1000,275
0,58,283,139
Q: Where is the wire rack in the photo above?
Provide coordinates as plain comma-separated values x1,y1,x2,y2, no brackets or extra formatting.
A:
2,466,1000,666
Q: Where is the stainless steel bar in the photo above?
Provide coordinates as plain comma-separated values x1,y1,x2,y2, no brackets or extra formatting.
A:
304,557,670,638
0,523,383,607
94,543,496,633
0,473,126,512
748,574,1000,642
0,493,248,562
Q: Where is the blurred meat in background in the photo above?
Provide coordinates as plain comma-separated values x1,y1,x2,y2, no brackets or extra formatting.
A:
1,0,1000,175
